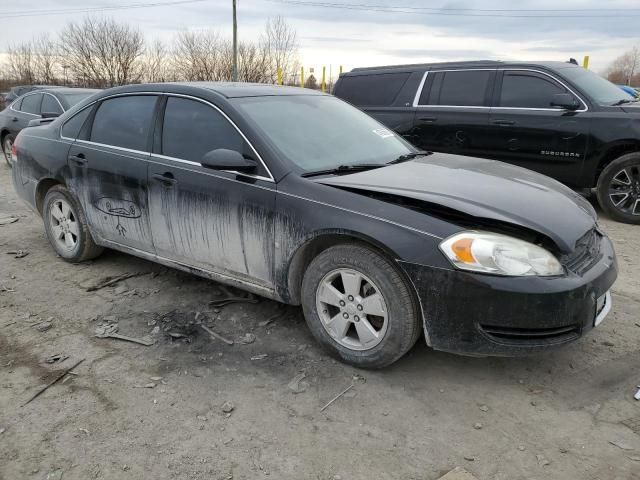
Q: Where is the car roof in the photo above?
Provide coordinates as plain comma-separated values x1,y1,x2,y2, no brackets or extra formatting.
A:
101,82,326,99
47,88,101,96
347,60,581,74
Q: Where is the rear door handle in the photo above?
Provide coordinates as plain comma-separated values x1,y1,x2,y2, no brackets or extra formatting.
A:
11,117,18,122
152,172,177,186
68,153,87,165
418,116,437,123
492,119,515,126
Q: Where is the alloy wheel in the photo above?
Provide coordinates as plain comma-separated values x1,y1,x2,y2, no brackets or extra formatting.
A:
49,198,80,251
608,165,640,216
315,268,389,351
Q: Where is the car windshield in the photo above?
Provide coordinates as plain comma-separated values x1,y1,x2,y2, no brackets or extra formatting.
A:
232,95,413,172
63,92,97,107
560,66,635,106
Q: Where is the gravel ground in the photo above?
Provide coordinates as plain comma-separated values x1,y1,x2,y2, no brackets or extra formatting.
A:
1,160,639,480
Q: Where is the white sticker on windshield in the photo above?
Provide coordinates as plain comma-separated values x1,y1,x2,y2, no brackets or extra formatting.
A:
372,128,394,139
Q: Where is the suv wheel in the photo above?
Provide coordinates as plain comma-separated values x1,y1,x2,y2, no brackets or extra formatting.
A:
3,133,15,167
597,152,640,224
43,185,104,262
301,244,422,368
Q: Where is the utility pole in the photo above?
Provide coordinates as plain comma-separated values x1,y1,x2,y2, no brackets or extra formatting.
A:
232,0,238,82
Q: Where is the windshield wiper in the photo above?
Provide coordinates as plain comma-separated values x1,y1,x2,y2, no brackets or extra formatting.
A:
611,98,639,106
301,163,386,178
386,151,431,165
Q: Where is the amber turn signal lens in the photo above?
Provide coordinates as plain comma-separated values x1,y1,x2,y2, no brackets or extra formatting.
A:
451,238,475,264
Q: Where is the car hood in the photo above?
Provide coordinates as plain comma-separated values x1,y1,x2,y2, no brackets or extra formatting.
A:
314,153,596,253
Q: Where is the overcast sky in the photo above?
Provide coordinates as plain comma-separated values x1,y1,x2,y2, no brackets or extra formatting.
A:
1,0,639,81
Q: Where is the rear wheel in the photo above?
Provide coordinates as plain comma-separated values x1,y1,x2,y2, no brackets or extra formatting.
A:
596,152,640,224
301,244,422,368
2,133,15,167
43,185,103,262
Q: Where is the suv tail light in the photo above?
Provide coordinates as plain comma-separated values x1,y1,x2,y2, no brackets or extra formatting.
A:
11,139,17,162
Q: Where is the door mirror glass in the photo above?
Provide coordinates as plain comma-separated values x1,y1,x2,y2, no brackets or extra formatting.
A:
200,149,257,172
41,111,61,119
550,93,580,110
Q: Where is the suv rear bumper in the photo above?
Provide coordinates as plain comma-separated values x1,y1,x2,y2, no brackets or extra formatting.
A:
399,235,618,356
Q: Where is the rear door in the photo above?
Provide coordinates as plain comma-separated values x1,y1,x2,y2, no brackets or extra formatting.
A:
148,95,276,288
66,94,158,253
412,69,495,157
487,69,590,186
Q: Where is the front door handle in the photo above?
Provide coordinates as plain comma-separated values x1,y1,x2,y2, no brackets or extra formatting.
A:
419,116,437,123
11,117,18,122
492,119,515,126
68,153,87,165
152,172,177,186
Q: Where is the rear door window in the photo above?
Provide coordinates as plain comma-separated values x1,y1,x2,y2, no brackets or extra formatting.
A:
337,72,410,106
41,94,63,115
161,97,245,162
61,107,93,140
499,71,567,108
425,70,492,107
20,94,42,115
89,95,157,151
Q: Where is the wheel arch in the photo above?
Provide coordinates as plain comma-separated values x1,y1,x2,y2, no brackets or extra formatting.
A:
285,229,404,306
595,140,640,185
35,177,66,215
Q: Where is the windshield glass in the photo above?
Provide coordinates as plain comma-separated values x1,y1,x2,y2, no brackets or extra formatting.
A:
232,95,413,172
560,66,635,106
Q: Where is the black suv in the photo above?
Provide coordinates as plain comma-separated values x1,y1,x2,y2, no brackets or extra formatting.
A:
334,61,640,224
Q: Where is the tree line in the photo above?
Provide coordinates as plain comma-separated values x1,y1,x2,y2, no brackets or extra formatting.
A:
3,16,300,88
605,46,640,87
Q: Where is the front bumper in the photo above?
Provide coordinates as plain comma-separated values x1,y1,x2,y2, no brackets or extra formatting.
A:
399,235,618,356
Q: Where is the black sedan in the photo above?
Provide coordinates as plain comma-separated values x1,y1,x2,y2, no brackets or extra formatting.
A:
11,83,617,368
1,87,99,166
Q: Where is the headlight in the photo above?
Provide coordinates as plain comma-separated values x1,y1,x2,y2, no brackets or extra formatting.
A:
439,231,563,276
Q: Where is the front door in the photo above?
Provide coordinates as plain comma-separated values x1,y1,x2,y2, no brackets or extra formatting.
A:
148,96,276,288
411,69,495,157
487,69,590,186
67,94,158,252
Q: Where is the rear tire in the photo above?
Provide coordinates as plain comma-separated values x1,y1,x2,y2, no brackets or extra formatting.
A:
43,185,103,262
301,244,422,368
596,152,640,224
3,133,15,167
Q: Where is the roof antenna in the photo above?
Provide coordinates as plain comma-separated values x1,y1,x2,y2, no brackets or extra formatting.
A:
568,58,578,65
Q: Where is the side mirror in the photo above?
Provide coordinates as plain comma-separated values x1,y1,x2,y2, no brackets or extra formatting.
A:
550,93,580,111
41,112,61,119
200,149,258,172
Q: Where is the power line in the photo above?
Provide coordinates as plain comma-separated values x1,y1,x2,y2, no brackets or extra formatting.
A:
0,0,208,19
265,0,640,17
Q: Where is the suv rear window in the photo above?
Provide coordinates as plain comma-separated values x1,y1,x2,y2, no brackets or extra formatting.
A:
421,70,492,107
337,73,410,106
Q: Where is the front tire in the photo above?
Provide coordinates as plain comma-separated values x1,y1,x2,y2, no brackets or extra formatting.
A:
3,133,15,167
301,244,421,368
596,152,640,224
43,185,103,262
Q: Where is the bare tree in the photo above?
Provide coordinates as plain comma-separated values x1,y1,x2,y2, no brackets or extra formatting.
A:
32,35,59,84
173,30,226,81
58,17,145,87
262,16,299,83
606,46,640,86
7,42,35,84
143,39,174,83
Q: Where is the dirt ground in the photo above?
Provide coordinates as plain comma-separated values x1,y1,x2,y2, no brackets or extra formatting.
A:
1,161,639,480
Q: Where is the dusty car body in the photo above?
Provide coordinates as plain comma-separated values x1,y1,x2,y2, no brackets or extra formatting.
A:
11,83,617,367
